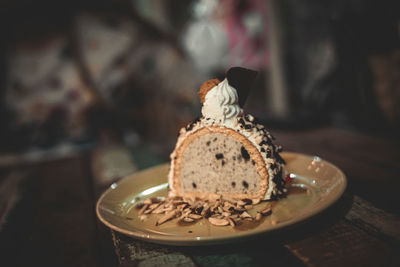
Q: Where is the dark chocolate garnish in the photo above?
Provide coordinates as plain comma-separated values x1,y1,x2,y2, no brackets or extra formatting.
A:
226,67,258,107
273,169,285,188
240,146,250,161
195,206,203,214
204,209,212,218
259,140,267,146
185,116,200,131
275,152,285,164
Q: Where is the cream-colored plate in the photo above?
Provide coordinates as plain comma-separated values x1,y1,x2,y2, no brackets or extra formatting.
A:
96,152,346,246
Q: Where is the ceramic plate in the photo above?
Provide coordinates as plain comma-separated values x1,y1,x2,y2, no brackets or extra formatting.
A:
96,152,346,246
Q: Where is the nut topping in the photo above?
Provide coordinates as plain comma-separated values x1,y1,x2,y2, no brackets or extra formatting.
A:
183,217,195,223
188,214,202,220
138,204,149,215
227,217,237,227
259,206,272,216
143,199,152,205
135,196,273,227
240,211,252,219
208,217,229,226
139,215,148,221
156,210,177,226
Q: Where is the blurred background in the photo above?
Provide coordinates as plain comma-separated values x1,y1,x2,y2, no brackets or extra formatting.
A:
0,0,399,164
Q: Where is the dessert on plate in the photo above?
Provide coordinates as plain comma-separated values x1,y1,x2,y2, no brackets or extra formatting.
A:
169,67,286,201
137,67,286,226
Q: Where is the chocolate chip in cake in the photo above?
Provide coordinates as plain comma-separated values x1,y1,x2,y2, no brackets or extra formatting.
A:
231,182,236,187
251,160,255,165
261,147,265,152
192,182,197,188
221,160,225,166
206,141,211,146
242,180,249,188
215,153,224,159
240,146,250,161
213,137,218,142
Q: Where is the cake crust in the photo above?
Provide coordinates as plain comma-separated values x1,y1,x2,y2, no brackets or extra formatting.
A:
172,125,269,200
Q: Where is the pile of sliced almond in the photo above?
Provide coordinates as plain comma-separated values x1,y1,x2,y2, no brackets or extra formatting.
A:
135,196,272,227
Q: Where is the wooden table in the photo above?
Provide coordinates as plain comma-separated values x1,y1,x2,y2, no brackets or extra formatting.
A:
1,127,399,266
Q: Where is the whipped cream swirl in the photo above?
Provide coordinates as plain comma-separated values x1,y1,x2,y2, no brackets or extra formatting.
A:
201,78,241,124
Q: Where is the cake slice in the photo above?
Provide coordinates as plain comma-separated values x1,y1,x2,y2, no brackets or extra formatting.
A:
168,67,286,201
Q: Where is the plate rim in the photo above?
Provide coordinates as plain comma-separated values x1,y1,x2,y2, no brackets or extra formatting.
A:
96,151,347,245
